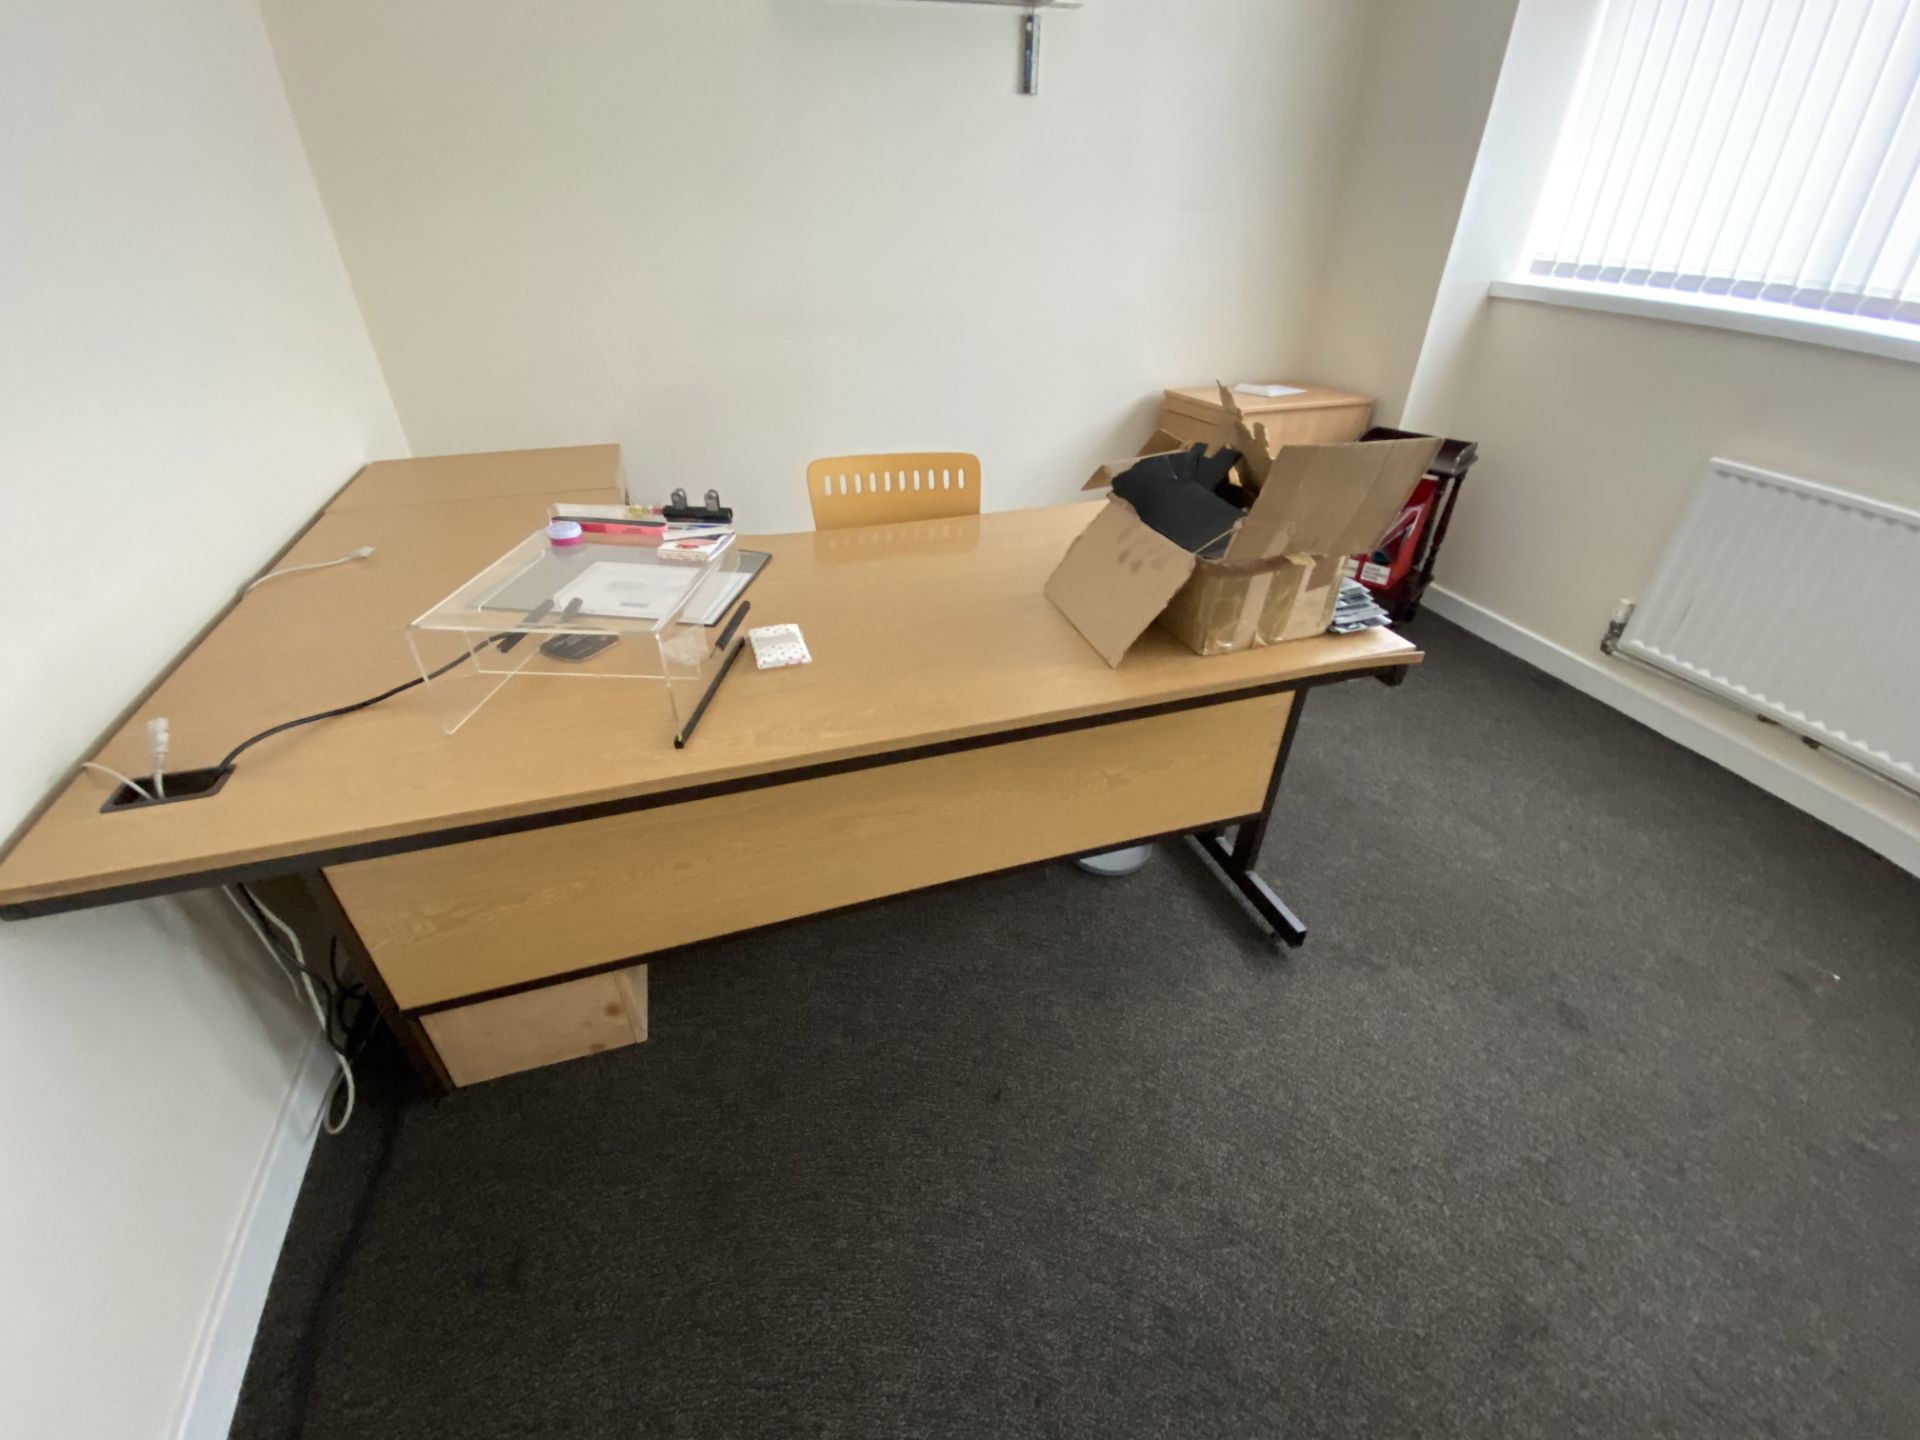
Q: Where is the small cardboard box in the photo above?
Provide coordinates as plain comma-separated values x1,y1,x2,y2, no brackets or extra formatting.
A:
1046,388,1439,665
1157,552,1354,654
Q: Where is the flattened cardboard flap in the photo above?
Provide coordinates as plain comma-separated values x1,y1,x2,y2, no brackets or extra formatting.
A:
1044,499,1198,667
1224,436,1440,562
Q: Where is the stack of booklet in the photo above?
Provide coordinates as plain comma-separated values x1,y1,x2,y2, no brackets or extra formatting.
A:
1329,578,1393,635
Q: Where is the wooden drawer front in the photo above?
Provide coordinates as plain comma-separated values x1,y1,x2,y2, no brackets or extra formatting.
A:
421,965,648,1087
331,693,1291,1010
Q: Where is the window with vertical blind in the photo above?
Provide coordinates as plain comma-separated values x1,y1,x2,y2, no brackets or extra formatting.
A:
1523,0,1920,330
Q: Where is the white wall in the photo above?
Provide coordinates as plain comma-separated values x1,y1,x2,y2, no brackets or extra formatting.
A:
1385,0,1920,873
0,901,322,1440
1432,301,1920,873
259,0,1382,533
1399,0,1599,433
1302,0,1521,425
0,1,406,1435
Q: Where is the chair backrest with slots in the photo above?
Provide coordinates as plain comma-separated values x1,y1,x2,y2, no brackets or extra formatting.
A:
806,453,982,531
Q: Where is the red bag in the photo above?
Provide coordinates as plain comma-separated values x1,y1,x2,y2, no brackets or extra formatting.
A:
1356,473,1438,593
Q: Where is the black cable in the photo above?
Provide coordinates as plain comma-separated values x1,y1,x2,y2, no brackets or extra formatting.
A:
233,883,375,1055
326,935,361,994
325,935,352,1048
324,934,378,1058
216,644,486,773
232,882,378,1064
329,983,377,1057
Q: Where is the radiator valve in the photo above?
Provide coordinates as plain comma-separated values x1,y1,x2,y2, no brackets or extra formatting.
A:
1601,598,1635,656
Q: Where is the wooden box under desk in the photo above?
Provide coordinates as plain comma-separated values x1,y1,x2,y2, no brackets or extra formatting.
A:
327,693,1295,1013
422,964,648,1087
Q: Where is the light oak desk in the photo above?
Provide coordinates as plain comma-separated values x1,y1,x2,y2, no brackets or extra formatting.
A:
0,447,1422,1089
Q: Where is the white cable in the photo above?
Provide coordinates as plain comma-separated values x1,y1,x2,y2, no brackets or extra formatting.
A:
222,886,306,1001
224,886,356,1135
244,546,375,593
81,761,153,802
146,717,169,800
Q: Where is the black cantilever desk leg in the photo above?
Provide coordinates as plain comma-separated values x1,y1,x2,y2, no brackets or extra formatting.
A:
1191,687,1312,947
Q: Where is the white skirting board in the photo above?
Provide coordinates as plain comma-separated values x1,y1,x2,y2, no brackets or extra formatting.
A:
171,1034,335,1440
1420,586,1920,880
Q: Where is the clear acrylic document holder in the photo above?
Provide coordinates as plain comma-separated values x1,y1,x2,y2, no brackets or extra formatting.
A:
406,529,745,744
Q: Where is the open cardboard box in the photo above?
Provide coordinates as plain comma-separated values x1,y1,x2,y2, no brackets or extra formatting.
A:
1046,387,1439,665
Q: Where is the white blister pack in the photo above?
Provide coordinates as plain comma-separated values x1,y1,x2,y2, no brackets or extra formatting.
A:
748,623,811,670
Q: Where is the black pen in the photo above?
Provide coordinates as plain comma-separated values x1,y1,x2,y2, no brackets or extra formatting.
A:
715,600,750,651
674,603,753,750
495,596,555,654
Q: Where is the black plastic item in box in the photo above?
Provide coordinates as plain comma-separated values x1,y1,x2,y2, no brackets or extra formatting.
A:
1110,444,1244,560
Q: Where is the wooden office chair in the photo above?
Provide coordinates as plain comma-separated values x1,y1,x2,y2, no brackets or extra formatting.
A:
806,452,981,530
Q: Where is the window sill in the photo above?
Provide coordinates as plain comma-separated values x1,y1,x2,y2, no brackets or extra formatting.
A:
1488,277,1920,367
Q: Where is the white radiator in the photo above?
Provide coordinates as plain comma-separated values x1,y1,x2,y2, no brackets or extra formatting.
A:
1617,459,1920,798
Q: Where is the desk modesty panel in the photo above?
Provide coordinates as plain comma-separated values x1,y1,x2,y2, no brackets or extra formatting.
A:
329,693,1294,1010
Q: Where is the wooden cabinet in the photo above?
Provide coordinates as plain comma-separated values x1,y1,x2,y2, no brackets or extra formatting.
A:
1155,383,1374,453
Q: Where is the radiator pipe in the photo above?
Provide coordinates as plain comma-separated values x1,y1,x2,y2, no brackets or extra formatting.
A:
1600,598,1634,656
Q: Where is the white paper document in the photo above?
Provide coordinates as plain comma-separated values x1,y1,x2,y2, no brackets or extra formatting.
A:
549,560,750,625
551,562,696,621
1233,382,1306,398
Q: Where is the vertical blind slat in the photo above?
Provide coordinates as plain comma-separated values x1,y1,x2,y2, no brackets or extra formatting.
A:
1624,0,1720,277
1660,2,1763,282
1526,0,1920,323
1789,0,1906,295
1754,0,1870,295
1594,0,1687,273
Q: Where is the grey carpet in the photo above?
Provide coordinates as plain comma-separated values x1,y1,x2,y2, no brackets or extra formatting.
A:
233,616,1920,1439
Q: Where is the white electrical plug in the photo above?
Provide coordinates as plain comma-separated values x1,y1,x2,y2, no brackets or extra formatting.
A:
146,716,170,800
